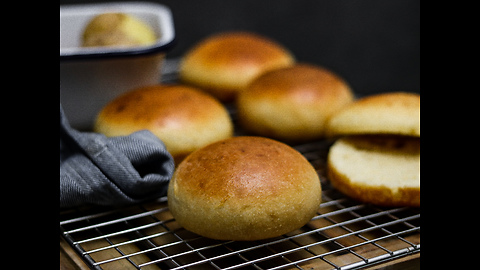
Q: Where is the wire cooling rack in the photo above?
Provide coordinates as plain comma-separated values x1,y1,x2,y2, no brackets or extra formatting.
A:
60,59,419,269
60,138,420,270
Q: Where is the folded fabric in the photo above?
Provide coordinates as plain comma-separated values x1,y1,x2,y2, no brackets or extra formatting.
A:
60,105,175,208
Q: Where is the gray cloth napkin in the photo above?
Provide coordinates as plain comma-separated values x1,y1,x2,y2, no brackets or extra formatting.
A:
60,105,175,208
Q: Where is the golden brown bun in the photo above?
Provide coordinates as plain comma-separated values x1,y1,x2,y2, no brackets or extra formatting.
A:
82,13,156,47
94,85,233,163
179,32,295,101
327,136,420,207
168,136,322,241
326,92,420,137
236,64,354,141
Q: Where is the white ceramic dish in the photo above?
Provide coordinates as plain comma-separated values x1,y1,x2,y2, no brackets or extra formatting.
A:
60,1,175,130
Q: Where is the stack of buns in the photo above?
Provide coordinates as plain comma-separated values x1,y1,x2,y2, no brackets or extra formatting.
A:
92,30,419,241
94,32,344,241
325,92,420,207
179,32,295,101
179,31,355,142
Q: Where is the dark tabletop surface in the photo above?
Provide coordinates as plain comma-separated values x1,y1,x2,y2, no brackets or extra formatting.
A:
59,0,420,96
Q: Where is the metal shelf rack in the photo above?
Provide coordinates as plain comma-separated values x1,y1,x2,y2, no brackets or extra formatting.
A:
60,59,419,269
60,138,419,270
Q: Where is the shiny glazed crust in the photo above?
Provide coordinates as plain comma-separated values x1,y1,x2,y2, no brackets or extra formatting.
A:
94,85,233,162
168,136,322,241
179,32,295,101
326,92,420,137
236,64,354,141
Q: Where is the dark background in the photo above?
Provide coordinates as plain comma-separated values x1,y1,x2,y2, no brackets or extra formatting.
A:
60,0,420,96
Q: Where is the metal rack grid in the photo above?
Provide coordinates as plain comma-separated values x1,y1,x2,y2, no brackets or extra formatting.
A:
60,138,420,270
60,59,419,269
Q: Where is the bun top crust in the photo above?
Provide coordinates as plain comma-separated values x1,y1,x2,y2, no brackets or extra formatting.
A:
183,32,292,70
169,136,321,240
241,64,353,105
173,136,319,202
94,85,233,159
82,13,156,47
95,85,227,130
326,92,420,137
179,32,295,100
236,64,354,140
